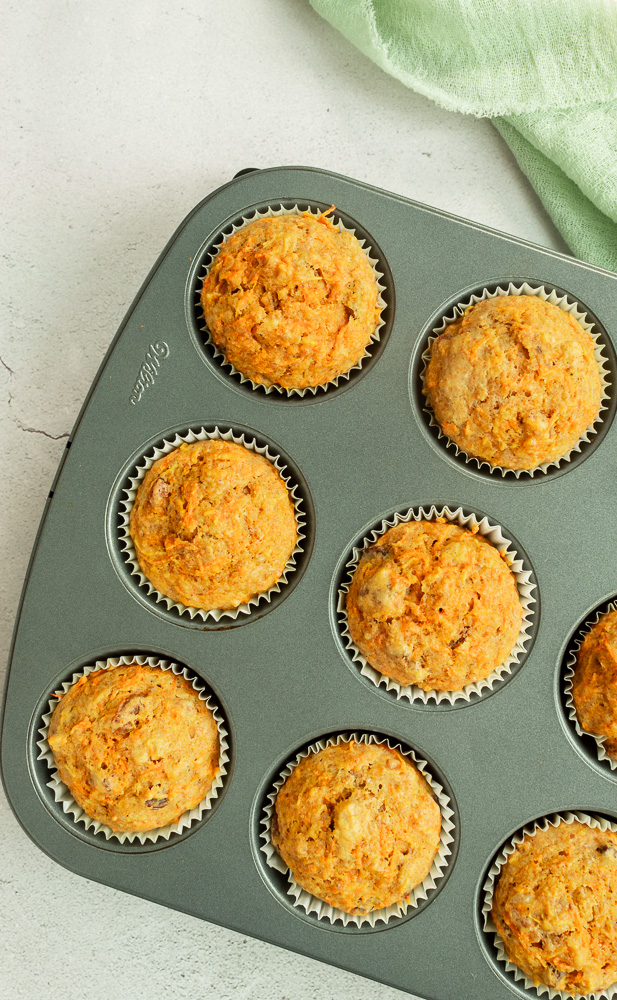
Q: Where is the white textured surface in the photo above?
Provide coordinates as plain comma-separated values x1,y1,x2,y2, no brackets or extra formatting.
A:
1,1,568,997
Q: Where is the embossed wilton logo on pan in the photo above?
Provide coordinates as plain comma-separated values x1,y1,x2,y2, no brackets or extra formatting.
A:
129,342,169,405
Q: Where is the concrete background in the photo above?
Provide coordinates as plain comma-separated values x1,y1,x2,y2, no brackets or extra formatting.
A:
1,2,569,998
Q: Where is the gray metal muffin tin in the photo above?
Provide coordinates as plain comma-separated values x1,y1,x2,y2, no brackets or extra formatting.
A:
3,166,617,1000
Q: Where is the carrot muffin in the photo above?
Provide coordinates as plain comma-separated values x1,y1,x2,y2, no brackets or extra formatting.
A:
47,663,220,833
572,608,617,760
129,439,298,611
424,295,602,470
271,740,441,915
492,821,617,994
346,520,522,692
200,211,381,390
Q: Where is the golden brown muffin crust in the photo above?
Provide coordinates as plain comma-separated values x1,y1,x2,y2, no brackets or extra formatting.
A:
48,663,220,833
492,821,617,993
201,212,380,390
572,608,617,759
424,295,602,470
271,740,441,915
346,520,523,691
129,439,298,611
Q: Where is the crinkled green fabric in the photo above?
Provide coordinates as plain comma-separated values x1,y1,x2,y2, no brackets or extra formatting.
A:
309,0,617,271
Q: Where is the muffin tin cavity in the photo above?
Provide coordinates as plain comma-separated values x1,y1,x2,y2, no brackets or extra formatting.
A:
477,811,617,1000
29,653,233,853
410,280,616,483
559,597,617,781
250,730,459,933
8,168,617,1000
332,504,539,709
186,201,394,403
106,423,315,630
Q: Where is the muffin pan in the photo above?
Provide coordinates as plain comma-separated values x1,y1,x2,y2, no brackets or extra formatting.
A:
3,165,617,1000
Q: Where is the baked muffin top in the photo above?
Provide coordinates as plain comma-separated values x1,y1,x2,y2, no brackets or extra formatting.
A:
271,740,441,915
48,663,220,833
424,295,602,471
345,520,523,692
200,212,380,390
572,608,617,760
492,821,617,994
129,439,298,611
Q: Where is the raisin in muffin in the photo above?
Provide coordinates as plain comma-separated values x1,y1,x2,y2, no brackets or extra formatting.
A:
572,608,617,760
129,439,298,611
271,740,441,915
492,821,617,994
47,662,220,833
201,212,380,390
424,295,602,470
346,520,522,692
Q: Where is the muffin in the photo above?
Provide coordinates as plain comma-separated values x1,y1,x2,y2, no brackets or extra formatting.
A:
271,740,441,915
572,608,617,760
345,520,523,692
47,662,221,833
200,211,381,390
424,294,602,470
491,821,617,994
129,439,298,611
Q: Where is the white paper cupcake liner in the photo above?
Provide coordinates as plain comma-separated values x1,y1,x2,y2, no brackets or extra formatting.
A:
337,505,536,706
37,654,230,844
420,282,611,478
482,811,617,999
259,731,455,928
196,203,387,397
564,600,617,771
119,425,306,622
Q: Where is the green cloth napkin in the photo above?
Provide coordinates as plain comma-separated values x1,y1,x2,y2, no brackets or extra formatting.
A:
309,0,617,271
